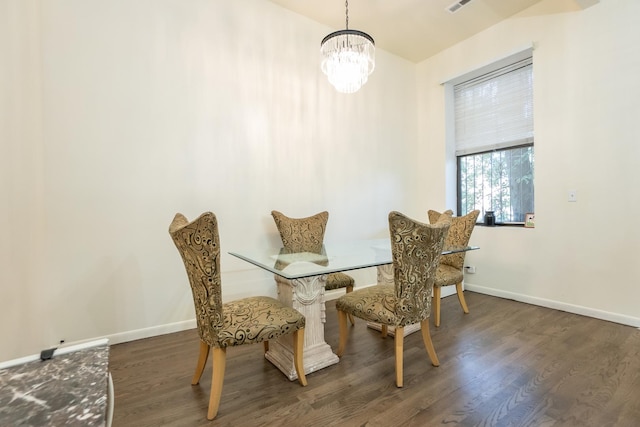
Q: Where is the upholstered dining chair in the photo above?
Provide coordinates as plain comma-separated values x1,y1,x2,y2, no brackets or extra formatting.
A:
169,212,307,420
427,209,480,327
271,210,356,323
335,211,450,387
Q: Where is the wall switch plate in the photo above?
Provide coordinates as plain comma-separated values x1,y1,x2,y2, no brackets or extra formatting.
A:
568,190,577,202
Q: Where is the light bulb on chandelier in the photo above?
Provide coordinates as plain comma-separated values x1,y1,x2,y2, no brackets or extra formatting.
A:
320,1,375,94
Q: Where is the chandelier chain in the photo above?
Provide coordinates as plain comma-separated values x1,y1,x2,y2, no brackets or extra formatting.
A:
345,0,349,30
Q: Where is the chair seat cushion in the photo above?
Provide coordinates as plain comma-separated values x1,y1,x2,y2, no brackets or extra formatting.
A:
435,264,463,288
325,272,355,290
217,296,305,347
335,285,397,325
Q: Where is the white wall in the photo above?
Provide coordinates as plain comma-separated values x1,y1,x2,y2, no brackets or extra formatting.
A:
0,0,47,361
0,0,417,361
3,0,638,362
416,0,640,326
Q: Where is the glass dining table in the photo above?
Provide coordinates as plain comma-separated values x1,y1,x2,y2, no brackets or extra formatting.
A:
229,238,478,381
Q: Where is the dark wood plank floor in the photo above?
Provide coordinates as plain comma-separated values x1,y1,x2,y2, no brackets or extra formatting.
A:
110,292,640,426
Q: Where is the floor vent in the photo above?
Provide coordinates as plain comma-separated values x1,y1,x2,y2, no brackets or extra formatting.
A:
447,0,474,14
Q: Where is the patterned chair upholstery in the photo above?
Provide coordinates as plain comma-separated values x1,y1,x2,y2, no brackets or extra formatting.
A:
427,209,480,327
335,211,450,387
271,210,356,321
169,212,307,420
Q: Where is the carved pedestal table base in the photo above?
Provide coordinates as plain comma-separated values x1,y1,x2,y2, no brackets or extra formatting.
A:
366,264,422,337
266,273,339,381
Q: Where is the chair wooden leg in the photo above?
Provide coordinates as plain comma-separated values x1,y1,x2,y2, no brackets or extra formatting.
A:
293,329,307,387
394,327,404,387
207,347,226,420
456,282,470,314
433,286,442,327
191,340,210,385
381,325,388,338
420,319,440,367
346,285,355,325
263,341,269,353
337,310,349,357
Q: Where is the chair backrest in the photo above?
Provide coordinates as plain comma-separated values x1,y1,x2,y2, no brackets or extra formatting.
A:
169,212,223,346
428,209,480,270
271,210,329,254
388,211,450,327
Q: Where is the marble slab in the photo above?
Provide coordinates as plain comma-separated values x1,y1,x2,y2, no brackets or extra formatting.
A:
0,343,110,426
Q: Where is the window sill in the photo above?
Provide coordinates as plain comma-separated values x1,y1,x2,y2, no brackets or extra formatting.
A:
476,222,525,227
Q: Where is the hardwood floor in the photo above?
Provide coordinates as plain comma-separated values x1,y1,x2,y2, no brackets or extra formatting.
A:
110,292,640,426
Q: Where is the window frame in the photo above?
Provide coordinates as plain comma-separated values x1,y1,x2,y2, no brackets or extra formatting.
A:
456,143,534,225
443,47,535,225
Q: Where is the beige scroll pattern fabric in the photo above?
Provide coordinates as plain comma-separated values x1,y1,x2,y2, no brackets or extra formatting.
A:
428,209,480,270
169,212,305,348
336,211,450,327
427,209,479,288
271,210,355,292
271,210,328,254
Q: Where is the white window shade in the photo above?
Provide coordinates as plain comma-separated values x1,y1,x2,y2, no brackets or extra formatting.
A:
454,58,533,156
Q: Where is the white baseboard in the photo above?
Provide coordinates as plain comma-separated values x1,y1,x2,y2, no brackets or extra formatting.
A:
105,319,197,346
466,283,640,328
98,282,640,348
104,290,356,347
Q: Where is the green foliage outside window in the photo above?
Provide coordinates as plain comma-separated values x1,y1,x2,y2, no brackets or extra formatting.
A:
458,145,534,223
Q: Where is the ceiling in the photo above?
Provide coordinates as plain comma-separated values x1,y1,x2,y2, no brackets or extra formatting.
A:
268,0,551,63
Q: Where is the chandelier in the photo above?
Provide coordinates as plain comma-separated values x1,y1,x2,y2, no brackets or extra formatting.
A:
320,1,375,94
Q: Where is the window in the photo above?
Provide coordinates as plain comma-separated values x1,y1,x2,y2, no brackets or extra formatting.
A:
454,57,534,224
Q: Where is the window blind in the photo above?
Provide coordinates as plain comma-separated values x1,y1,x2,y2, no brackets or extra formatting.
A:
454,58,533,156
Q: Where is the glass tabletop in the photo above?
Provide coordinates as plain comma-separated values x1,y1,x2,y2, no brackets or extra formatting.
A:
229,238,479,280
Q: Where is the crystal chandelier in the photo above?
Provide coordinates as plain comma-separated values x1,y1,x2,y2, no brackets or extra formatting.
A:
320,1,375,94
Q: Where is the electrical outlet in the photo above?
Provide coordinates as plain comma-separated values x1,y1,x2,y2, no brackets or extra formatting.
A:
568,190,577,202
464,266,476,274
